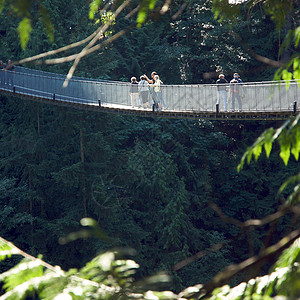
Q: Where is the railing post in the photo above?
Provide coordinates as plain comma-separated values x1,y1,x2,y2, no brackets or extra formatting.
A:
216,103,219,114
293,101,297,113
13,86,16,93
53,93,55,100
98,100,101,107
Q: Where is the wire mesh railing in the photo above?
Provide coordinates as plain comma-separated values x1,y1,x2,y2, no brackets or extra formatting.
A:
0,67,299,113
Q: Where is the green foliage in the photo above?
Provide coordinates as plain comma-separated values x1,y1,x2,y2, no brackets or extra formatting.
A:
279,173,300,205
274,25,300,84
211,0,242,23
0,238,18,261
238,115,300,168
204,238,300,300
89,0,102,20
0,0,4,13
0,236,177,299
1,0,54,49
0,234,300,299
238,115,300,206
136,0,157,27
0,0,300,298
262,0,294,30
212,0,300,84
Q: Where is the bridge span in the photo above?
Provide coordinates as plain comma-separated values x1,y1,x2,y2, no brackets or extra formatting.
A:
0,67,299,120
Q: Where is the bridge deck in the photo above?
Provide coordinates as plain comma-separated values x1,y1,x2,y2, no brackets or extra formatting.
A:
0,87,296,121
0,67,299,121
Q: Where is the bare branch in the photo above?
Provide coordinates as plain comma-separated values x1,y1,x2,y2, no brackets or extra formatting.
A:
174,202,299,273
16,28,100,66
209,201,243,227
38,24,135,66
125,4,140,19
160,0,172,15
172,2,188,20
230,30,285,68
63,0,132,87
173,231,244,271
0,236,99,287
186,228,300,299
209,201,300,229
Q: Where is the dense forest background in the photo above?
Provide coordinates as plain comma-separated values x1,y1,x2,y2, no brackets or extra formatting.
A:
0,0,298,294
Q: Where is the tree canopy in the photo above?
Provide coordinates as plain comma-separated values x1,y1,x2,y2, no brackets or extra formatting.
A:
0,0,299,299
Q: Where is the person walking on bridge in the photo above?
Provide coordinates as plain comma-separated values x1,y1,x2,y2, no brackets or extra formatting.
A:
229,73,243,112
216,74,228,112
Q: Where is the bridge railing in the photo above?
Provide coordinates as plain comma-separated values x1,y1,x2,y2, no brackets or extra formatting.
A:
0,68,299,113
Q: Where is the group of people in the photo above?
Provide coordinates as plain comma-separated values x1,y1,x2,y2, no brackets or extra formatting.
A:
130,71,166,111
216,72,245,112
130,71,244,112
0,59,15,86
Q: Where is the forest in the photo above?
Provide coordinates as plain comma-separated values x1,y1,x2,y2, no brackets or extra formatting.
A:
0,0,299,299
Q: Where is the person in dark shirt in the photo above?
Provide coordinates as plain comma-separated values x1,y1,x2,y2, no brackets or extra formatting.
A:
216,74,228,112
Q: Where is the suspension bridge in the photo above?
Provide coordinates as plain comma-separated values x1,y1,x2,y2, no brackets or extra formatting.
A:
0,66,299,120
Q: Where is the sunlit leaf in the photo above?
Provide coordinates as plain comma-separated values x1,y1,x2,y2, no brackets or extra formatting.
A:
137,9,147,27
294,26,300,47
3,259,44,291
293,57,300,83
17,17,32,50
0,238,19,261
136,0,158,27
282,69,293,90
278,131,291,166
264,129,274,158
252,144,262,161
149,0,157,10
89,0,102,20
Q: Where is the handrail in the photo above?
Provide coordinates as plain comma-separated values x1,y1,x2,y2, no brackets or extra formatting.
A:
0,67,299,117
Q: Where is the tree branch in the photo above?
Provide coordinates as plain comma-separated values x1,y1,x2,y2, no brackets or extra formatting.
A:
186,228,300,299
230,30,285,68
63,0,132,87
36,24,135,66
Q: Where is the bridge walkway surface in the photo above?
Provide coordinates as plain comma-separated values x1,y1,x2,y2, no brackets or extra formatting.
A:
0,67,299,121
